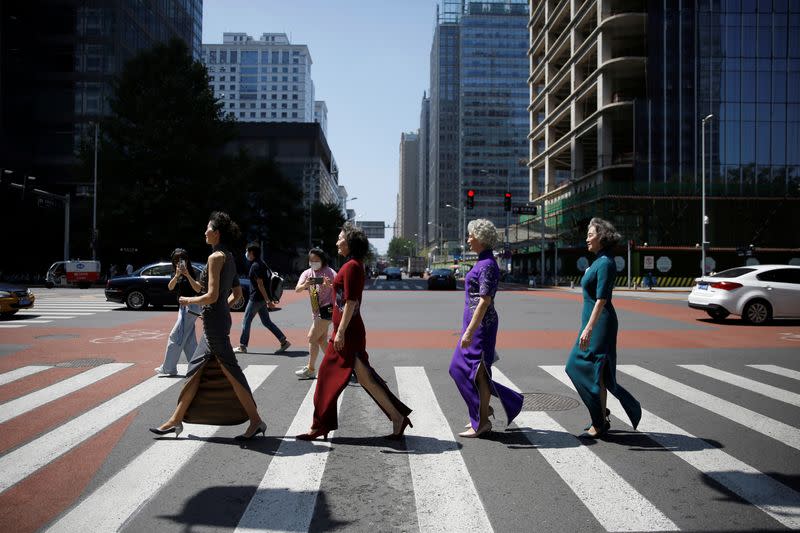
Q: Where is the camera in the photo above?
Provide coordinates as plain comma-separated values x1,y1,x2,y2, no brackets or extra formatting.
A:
312,276,324,285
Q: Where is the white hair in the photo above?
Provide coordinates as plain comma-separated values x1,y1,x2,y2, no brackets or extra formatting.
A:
467,218,499,249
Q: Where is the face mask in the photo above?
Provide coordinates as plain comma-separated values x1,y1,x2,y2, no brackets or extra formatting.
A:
309,262,322,271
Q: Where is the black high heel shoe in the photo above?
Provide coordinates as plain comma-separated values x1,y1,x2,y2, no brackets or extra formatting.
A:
583,408,611,431
235,421,267,441
386,417,413,440
296,428,330,441
149,422,183,438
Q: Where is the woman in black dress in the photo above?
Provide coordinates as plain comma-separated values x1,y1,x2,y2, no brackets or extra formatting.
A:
150,212,267,440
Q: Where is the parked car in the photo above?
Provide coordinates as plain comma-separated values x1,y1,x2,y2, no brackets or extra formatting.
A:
0,283,35,318
105,262,250,311
427,268,457,290
384,267,402,280
687,265,800,324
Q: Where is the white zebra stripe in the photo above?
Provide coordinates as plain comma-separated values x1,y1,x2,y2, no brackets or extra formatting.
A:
493,368,677,532
679,364,800,407
235,378,344,532
0,363,132,424
44,365,276,533
748,365,800,382
618,365,800,451
540,365,800,529
0,365,51,386
395,366,495,533
0,364,188,494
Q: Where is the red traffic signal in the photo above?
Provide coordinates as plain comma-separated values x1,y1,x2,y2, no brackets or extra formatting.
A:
467,189,475,209
503,192,512,211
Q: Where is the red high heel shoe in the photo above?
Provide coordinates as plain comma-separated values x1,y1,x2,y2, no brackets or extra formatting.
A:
386,417,413,440
295,428,330,441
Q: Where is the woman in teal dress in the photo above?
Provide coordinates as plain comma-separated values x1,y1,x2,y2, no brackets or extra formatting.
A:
565,217,641,438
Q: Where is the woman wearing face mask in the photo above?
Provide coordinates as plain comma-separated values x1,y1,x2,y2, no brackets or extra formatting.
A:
294,248,337,379
296,224,412,440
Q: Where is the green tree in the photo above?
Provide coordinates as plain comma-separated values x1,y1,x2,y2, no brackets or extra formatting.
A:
387,236,415,264
309,202,346,260
86,38,238,261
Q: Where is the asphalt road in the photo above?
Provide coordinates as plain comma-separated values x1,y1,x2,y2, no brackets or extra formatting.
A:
0,283,799,532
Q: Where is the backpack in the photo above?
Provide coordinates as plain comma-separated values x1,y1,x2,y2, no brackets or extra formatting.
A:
266,268,284,302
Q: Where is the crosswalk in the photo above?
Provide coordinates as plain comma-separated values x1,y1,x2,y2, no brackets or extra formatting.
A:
0,361,799,531
0,297,123,328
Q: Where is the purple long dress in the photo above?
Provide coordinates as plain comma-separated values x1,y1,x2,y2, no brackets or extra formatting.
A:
449,249,524,430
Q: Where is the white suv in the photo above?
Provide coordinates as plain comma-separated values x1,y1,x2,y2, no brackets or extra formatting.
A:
688,265,800,324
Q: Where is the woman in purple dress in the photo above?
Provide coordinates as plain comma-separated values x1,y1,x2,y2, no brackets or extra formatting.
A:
449,219,523,438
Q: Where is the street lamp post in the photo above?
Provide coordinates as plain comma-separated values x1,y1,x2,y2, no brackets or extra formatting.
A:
701,114,713,277
444,203,464,256
92,122,99,260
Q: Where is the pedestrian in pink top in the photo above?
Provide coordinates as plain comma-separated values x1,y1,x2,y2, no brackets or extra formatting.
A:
294,248,337,379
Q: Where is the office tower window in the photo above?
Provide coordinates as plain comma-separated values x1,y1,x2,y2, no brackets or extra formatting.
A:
220,50,227,63
230,51,237,63
261,112,266,117
241,51,257,64
261,51,269,63
230,67,236,72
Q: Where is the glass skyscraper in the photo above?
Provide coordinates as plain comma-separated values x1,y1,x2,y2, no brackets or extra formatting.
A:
427,0,529,250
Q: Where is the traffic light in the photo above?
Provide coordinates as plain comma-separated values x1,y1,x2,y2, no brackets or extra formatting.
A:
467,189,475,209
503,192,512,211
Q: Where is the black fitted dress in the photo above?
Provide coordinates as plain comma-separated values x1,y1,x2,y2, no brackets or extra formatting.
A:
180,246,254,425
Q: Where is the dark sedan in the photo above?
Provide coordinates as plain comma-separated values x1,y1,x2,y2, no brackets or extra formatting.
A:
384,267,403,280
105,262,250,311
427,268,457,290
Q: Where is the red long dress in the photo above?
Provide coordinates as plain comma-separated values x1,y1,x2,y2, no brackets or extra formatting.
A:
310,258,411,431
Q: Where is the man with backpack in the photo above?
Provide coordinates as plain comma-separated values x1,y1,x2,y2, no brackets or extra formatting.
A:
234,242,291,354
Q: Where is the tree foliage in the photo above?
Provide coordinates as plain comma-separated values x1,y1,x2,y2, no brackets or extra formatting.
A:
85,38,304,265
387,237,415,264
310,202,346,261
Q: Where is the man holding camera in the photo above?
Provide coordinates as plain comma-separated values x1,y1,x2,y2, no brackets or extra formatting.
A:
234,242,291,355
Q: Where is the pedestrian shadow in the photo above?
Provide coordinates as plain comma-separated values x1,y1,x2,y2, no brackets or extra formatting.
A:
157,485,349,531
170,432,462,457
242,349,307,358
698,471,800,502
500,426,726,452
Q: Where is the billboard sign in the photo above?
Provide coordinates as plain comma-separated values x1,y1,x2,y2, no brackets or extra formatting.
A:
357,221,386,239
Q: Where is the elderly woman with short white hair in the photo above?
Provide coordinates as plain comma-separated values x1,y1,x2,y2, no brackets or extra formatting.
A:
449,218,523,438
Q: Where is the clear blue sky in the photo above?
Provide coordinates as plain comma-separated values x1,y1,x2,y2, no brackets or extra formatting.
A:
202,0,439,253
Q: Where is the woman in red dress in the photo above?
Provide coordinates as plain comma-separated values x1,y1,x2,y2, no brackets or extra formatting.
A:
296,224,413,440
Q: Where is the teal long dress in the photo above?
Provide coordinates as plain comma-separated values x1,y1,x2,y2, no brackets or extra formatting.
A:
565,248,641,431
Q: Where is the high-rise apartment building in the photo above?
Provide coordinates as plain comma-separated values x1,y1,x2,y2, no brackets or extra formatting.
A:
397,132,420,239
201,33,324,125
314,100,328,137
426,0,530,251
527,0,799,261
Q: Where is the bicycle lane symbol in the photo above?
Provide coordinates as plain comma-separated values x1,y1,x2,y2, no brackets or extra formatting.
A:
90,330,168,344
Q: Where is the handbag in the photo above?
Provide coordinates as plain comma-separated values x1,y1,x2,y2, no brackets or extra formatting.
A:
319,304,333,320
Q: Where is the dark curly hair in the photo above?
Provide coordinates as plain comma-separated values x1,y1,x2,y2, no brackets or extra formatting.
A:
208,211,241,246
589,217,622,248
308,247,330,267
341,223,369,260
